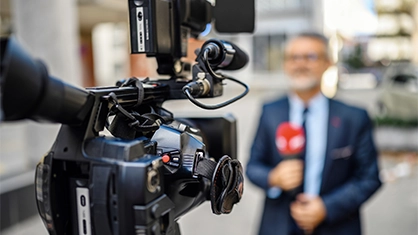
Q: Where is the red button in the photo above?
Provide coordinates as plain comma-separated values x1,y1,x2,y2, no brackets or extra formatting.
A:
162,154,170,163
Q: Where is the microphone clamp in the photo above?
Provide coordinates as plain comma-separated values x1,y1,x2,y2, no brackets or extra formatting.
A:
183,76,211,97
201,39,236,69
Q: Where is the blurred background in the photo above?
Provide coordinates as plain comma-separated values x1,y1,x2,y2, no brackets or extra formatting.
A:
0,0,417,234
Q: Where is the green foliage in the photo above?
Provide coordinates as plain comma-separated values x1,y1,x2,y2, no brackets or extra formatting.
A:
343,44,366,69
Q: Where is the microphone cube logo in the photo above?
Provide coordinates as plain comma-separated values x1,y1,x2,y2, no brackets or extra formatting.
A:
275,122,305,155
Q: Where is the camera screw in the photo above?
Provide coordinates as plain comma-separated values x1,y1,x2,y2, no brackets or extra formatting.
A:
147,169,161,193
197,72,206,79
133,1,144,7
174,60,182,74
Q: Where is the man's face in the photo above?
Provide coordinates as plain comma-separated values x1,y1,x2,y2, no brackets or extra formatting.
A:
284,37,331,91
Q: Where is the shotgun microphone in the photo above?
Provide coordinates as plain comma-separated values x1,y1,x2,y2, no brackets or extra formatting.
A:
200,39,248,70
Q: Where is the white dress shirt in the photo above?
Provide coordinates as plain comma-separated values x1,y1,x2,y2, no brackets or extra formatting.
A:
267,92,329,198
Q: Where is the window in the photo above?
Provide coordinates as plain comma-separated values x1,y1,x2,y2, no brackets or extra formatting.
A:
257,0,307,14
253,34,287,72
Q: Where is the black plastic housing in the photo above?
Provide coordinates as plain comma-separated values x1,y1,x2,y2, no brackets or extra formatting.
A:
0,37,90,124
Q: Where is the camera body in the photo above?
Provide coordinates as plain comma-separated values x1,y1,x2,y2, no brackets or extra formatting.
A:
36,121,233,235
29,78,239,235
1,1,254,234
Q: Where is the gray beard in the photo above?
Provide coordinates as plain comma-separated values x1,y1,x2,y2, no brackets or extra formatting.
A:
287,76,321,91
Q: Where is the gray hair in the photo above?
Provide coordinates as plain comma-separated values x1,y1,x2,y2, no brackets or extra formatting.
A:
286,31,332,61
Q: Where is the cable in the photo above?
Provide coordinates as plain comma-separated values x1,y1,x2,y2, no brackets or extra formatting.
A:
202,49,225,80
182,46,250,110
182,75,249,110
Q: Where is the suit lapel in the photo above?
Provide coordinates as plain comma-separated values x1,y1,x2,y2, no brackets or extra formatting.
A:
269,97,289,132
272,97,289,161
279,97,290,123
320,99,341,194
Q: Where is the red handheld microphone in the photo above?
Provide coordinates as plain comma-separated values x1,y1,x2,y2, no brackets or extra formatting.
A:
275,122,306,159
275,122,306,197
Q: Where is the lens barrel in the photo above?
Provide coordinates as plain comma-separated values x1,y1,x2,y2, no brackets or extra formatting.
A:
0,37,90,124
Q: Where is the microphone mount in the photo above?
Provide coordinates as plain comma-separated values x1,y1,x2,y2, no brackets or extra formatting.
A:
201,40,236,69
181,39,249,110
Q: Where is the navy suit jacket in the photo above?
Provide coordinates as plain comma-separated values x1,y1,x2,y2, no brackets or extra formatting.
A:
246,96,382,235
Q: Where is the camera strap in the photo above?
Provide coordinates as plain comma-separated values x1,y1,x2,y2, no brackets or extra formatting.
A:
107,92,172,139
195,155,244,215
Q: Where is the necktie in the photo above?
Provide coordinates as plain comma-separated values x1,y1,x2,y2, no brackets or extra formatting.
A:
302,107,308,161
290,107,309,235
301,107,308,193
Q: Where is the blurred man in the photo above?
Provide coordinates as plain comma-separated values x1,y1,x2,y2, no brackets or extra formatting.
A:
246,32,381,235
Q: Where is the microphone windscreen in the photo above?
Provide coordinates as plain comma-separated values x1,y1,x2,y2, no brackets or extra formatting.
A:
221,41,248,70
275,122,305,156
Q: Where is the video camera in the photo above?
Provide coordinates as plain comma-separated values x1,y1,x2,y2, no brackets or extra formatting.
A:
0,0,254,235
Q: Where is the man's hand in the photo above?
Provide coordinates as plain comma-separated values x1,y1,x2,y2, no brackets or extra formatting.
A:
290,194,327,234
268,159,303,191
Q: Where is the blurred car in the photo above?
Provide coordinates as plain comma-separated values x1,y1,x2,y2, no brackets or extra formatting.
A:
376,62,418,121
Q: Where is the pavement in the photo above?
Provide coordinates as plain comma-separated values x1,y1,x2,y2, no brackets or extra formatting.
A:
1,88,417,235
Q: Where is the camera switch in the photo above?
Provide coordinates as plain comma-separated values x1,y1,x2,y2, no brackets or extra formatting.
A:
162,154,170,163
80,195,86,207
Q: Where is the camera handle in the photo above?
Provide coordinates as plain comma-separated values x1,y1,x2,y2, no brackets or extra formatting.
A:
194,155,244,215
